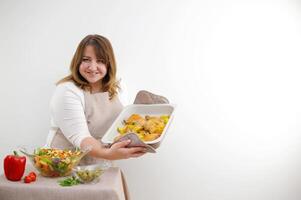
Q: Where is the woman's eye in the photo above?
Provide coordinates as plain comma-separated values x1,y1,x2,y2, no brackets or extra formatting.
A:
82,58,90,62
97,59,104,64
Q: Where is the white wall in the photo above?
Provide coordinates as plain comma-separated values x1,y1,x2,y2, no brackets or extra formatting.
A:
1,0,301,199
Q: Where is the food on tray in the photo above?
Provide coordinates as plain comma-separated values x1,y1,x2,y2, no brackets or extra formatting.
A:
20,148,89,177
115,114,170,142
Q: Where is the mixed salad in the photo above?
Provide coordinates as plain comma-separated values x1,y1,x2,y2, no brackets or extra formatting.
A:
31,148,83,177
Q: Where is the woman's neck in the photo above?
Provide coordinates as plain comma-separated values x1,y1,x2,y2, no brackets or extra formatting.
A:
90,82,103,93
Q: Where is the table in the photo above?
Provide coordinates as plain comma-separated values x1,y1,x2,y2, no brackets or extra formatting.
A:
0,167,129,200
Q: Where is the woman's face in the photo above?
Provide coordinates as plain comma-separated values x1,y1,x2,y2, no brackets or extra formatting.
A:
79,45,107,86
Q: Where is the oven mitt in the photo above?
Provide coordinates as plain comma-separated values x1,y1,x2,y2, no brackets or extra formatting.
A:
111,133,156,153
134,90,169,104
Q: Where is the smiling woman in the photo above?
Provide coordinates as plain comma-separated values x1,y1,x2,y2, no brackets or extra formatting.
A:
46,34,148,164
45,34,169,165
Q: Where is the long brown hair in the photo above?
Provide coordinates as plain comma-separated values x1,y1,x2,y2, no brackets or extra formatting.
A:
58,34,120,99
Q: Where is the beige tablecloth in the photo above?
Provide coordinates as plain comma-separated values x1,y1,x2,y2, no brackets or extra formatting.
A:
0,167,129,200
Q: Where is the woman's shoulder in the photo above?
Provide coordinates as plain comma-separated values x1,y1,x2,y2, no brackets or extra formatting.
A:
49,81,86,119
55,81,83,93
52,81,84,102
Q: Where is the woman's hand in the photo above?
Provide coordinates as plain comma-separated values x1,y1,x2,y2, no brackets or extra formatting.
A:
80,137,146,160
107,140,146,160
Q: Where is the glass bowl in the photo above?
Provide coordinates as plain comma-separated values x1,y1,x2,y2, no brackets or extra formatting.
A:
72,161,111,184
19,146,91,177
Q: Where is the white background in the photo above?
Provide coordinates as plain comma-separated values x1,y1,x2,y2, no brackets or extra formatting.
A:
1,0,301,199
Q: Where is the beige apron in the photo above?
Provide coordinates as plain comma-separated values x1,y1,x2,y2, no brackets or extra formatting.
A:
50,90,123,165
50,90,131,200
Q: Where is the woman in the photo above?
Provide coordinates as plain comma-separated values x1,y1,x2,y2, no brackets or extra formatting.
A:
45,34,153,164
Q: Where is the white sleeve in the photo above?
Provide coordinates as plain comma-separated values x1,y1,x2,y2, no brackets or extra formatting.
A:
50,84,92,148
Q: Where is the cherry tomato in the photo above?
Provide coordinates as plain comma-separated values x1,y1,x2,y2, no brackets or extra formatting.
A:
29,172,37,178
29,174,36,181
24,176,31,183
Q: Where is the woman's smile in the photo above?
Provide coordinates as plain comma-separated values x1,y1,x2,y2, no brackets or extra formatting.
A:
86,71,100,76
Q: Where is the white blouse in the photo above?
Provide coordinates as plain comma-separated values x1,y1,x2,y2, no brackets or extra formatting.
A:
45,81,129,148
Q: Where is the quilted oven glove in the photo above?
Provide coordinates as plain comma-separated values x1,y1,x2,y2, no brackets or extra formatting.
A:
134,90,169,104
111,133,156,153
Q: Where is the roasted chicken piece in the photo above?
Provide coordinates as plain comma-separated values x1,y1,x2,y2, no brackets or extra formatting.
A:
143,116,165,134
125,114,146,126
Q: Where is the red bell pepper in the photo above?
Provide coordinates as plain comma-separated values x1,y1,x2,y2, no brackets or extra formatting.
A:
4,151,26,181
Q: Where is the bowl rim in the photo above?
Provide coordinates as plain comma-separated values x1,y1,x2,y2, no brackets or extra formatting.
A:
73,161,111,171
